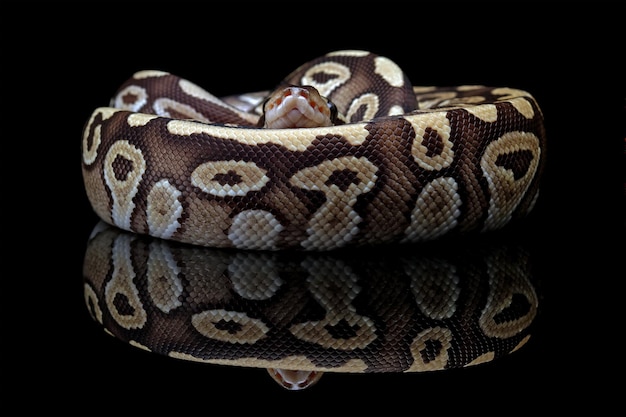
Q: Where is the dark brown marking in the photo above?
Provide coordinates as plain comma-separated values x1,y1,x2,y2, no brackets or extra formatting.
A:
326,169,361,192
112,154,134,181
164,107,193,120
86,113,106,153
493,293,532,323
324,318,359,339
420,339,443,363
495,150,534,180
122,92,139,105
112,293,135,316
310,72,340,84
214,319,243,334
421,127,444,157
350,104,368,124
213,170,243,186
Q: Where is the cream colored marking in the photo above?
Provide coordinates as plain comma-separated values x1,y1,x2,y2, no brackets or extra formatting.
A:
511,334,531,352
83,125,101,166
104,140,146,230
178,79,258,123
83,283,103,324
388,104,405,116
153,98,210,121
191,160,269,197
406,326,453,372
221,90,269,112
113,85,147,112
146,179,182,239
466,103,498,122
228,253,283,300
449,95,486,105
169,352,369,373
481,131,540,231
178,201,233,248
146,241,183,313
290,157,378,250
480,250,538,338
301,62,351,98
127,113,158,127
179,79,224,104
346,93,379,122
95,107,120,120
491,87,532,99
415,94,458,110
326,50,369,57
191,309,269,343
167,119,370,149
406,112,454,170
507,97,535,119
88,221,111,239
105,234,147,329
228,210,284,250
133,70,169,79
403,177,461,242
374,56,405,87
129,340,151,351
406,258,460,319
466,351,495,366
82,108,118,165
457,85,487,91
413,86,437,93
289,258,377,349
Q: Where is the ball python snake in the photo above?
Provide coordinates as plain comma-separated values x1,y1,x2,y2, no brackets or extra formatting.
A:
81,50,546,251
83,222,539,389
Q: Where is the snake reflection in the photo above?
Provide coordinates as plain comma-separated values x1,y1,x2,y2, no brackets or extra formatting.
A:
83,222,539,390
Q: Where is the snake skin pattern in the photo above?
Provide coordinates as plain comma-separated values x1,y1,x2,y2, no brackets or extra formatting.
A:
81,50,546,251
83,222,539,388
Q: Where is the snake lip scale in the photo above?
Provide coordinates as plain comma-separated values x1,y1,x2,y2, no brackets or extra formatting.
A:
81,49,546,251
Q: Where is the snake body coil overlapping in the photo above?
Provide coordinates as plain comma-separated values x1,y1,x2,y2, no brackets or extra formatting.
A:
81,50,546,251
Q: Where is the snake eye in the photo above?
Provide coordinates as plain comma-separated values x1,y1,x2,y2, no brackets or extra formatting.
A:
326,98,339,124
260,96,270,112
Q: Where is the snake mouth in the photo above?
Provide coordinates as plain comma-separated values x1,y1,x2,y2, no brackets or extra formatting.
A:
262,85,333,129
266,368,323,390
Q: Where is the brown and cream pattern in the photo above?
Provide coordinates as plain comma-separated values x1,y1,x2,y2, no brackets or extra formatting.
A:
82,50,546,251
83,223,539,383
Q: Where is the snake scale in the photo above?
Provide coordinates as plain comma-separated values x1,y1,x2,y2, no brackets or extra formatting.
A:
81,50,546,251
84,222,539,389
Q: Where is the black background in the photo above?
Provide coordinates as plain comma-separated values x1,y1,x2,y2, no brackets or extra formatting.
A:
4,2,624,416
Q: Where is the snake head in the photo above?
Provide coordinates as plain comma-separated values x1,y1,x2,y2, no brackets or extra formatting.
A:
266,368,323,390
259,85,342,129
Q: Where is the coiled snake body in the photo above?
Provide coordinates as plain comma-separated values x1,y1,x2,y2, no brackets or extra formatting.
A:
81,50,546,251
84,223,539,388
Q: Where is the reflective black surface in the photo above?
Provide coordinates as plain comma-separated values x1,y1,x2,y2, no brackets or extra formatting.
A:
5,3,622,416
83,222,540,381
